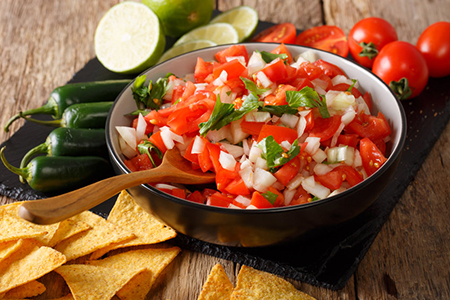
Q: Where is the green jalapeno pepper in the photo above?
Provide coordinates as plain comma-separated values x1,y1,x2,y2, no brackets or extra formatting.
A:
1,146,111,193
4,79,131,132
20,101,114,129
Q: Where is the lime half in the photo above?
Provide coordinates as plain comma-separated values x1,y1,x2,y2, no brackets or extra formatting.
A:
157,40,217,64
210,6,259,42
94,1,165,74
174,23,239,47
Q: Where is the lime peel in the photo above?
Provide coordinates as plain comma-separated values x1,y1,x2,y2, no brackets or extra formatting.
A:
210,6,259,42
174,22,239,47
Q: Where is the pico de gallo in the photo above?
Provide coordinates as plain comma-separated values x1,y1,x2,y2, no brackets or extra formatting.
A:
116,44,391,209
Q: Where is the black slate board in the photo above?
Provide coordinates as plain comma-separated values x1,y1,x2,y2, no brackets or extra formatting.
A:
1,17,449,290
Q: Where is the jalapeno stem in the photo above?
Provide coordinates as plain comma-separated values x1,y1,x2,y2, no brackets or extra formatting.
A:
20,114,62,127
19,143,48,183
4,99,57,132
0,147,30,183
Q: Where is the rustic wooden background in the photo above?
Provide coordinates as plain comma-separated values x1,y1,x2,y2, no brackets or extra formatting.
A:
1,0,449,299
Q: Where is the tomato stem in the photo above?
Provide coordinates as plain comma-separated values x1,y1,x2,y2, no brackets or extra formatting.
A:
358,42,378,59
389,78,412,100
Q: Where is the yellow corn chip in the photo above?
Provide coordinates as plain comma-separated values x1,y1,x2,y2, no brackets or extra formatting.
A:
48,217,91,247
54,211,135,261
87,247,181,300
0,213,47,243
230,266,316,300
198,263,234,300
49,294,74,300
0,202,59,246
0,240,24,264
0,239,66,294
90,190,176,260
56,264,143,300
2,280,45,299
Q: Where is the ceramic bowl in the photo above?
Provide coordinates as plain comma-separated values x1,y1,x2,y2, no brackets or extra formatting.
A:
106,43,407,247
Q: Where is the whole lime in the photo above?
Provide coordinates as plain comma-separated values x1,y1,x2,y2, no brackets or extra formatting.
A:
142,0,214,38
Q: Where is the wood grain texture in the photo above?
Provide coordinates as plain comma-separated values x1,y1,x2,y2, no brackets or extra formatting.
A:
1,0,449,299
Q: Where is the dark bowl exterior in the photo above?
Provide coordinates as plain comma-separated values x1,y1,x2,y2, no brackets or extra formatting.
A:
106,43,407,247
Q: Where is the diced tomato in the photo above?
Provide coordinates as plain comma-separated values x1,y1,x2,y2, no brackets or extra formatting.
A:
213,59,247,80
337,134,360,148
171,85,186,104
124,158,138,172
363,92,372,111
171,188,186,199
309,115,342,141
372,138,387,156
225,77,246,95
263,84,296,106
346,114,390,141
257,124,298,144
149,131,167,153
250,191,274,209
208,192,234,207
304,110,315,132
288,77,314,91
359,137,388,176
167,98,215,135
225,177,251,195
313,59,347,78
251,23,297,44
271,43,294,63
215,45,249,64
186,190,206,204
198,142,214,172
274,156,301,186
240,120,266,136
314,168,344,190
202,188,217,199
184,137,199,165
289,186,311,206
296,62,323,80
267,186,285,207
132,117,154,136
260,58,288,83
334,165,363,187
194,57,214,83
330,83,364,100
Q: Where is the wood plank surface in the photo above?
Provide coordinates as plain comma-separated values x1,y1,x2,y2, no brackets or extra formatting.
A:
1,0,449,299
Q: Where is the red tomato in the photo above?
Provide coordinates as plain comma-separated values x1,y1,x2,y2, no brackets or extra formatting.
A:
337,134,359,148
346,113,391,141
215,45,249,64
313,59,347,78
334,165,363,187
309,115,342,141
359,137,387,176
295,25,349,57
213,59,247,80
251,23,297,44
271,43,294,63
186,190,206,204
372,41,429,99
225,177,250,195
194,57,214,83
263,84,296,106
274,156,301,186
289,186,311,206
260,58,288,83
208,192,233,208
257,124,298,144
149,131,167,153
348,17,398,68
416,21,450,78
240,120,266,136
250,191,274,209
314,168,344,190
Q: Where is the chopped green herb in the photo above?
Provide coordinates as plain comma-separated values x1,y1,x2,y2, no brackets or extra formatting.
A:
258,50,288,63
241,77,270,97
257,136,301,171
347,79,357,92
137,140,163,168
286,87,330,118
259,104,298,117
131,74,171,111
262,190,278,205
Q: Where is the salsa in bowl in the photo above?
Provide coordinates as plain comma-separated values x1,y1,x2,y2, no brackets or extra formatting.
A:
106,43,406,247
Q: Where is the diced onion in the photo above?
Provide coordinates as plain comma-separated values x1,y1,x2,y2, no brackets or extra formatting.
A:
301,176,330,199
239,164,254,189
331,75,354,87
256,71,273,88
160,126,183,150
191,135,206,154
213,70,228,86
155,183,178,190
255,157,268,170
299,50,317,62
283,188,297,206
341,105,356,125
245,111,271,123
304,137,321,155
235,195,251,207
116,126,137,150
135,113,147,142
312,78,329,91
206,126,230,143
328,187,347,198
327,145,349,163
246,205,258,210
118,135,137,159
253,168,277,192
247,51,266,75
226,56,247,66
330,92,356,111
229,119,249,144
311,148,327,163
220,142,244,158
280,113,299,129
286,173,304,190
330,122,345,147
314,163,333,176
248,143,263,163
353,149,363,168
219,151,236,171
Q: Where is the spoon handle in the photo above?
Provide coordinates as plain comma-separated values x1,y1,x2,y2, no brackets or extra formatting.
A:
19,168,163,225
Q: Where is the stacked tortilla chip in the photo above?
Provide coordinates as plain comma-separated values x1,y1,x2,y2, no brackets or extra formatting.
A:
0,190,179,300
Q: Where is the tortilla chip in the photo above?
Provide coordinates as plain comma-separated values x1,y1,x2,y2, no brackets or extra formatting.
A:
0,240,24,264
54,211,135,261
0,213,47,243
49,294,74,300
90,190,176,260
0,202,60,246
198,263,233,300
0,239,66,294
230,266,316,300
56,264,143,300
2,280,45,299
48,217,91,247
87,247,181,300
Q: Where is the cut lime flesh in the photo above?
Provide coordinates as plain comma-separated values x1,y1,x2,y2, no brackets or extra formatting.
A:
174,22,239,47
210,6,259,42
94,2,165,74
158,40,217,64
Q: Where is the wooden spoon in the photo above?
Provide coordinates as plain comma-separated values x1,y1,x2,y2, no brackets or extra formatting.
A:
18,149,215,225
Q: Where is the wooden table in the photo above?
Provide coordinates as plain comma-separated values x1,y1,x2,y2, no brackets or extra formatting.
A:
1,0,449,299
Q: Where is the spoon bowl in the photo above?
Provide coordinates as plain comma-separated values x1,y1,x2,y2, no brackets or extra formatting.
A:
18,149,215,225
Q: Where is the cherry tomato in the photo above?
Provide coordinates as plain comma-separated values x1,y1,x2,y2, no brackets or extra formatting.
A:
251,23,297,44
372,41,428,100
348,17,398,68
416,21,450,78
295,25,349,57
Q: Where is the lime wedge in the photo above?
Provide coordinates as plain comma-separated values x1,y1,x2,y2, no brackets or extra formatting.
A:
94,1,165,74
174,23,239,47
210,6,259,42
157,40,217,64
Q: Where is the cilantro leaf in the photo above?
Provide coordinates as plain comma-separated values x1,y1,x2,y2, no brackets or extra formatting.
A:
262,190,278,205
258,50,288,63
240,77,270,97
131,74,171,111
347,79,357,92
137,140,163,168
259,105,298,117
257,136,301,171
286,87,330,118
